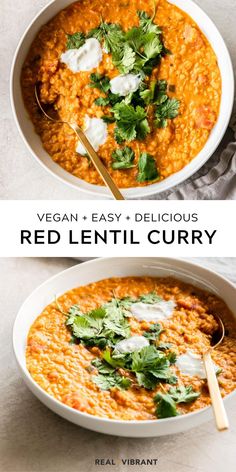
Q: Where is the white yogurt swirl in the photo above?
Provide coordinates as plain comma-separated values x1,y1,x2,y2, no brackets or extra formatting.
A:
130,300,176,322
60,38,102,72
110,74,142,96
176,350,218,379
115,336,149,354
76,115,108,155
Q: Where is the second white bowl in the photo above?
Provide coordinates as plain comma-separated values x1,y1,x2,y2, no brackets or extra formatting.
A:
13,257,236,437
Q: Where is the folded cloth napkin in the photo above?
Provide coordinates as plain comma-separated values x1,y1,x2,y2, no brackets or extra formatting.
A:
149,112,236,200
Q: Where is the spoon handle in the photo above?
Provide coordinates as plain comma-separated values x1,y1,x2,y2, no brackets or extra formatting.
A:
72,124,124,200
203,350,229,431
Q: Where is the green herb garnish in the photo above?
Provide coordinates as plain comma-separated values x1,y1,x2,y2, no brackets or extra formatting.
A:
112,103,150,142
111,146,135,170
93,372,131,391
66,302,130,348
99,344,177,391
155,98,180,128
143,323,163,341
154,385,200,418
66,32,86,49
139,292,162,303
91,358,131,390
137,152,159,182
89,73,110,93
140,80,168,105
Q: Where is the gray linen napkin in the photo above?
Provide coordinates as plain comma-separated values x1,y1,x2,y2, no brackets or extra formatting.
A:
149,113,236,200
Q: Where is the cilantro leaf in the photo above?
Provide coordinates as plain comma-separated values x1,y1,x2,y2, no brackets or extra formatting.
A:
66,304,83,326
143,323,163,341
137,152,159,182
71,308,105,340
136,372,157,389
167,352,177,365
91,358,116,374
168,386,200,403
111,146,135,170
102,115,116,123
131,345,177,389
113,44,136,74
87,10,165,76
131,345,162,372
143,33,163,59
101,22,125,54
66,300,130,348
154,385,200,418
103,314,130,338
93,372,131,391
89,73,110,93
140,80,167,105
155,98,180,128
137,10,162,35
154,392,179,418
66,32,86,49
95,97,110,106
139,292,162,304
113,103,150,141
114,127,126,144
156,342,173,351
87,26,104,42
102,349,127,368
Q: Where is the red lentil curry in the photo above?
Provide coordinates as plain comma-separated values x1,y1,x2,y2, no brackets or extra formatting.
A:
26,276,236,420
21,0,221,188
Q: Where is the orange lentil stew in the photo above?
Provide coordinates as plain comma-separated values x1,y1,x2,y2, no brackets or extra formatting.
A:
26,276,236,420
21,0,221,188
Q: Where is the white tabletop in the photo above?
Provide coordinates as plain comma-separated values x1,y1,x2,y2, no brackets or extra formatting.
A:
0,257,235,472
1,0,236,200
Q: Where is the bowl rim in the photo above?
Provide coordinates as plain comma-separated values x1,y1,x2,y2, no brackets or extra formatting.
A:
13,256,236,427
10,0,235,199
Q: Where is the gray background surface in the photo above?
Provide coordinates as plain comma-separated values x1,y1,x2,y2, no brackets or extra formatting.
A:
0,0,236,199
0,257,236,472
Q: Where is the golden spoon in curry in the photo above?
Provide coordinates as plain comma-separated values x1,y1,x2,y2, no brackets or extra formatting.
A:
35,84,124,200
203,313,229,431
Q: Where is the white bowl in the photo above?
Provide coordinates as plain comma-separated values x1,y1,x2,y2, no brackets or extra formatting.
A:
13,257,236,437
10,0,234,199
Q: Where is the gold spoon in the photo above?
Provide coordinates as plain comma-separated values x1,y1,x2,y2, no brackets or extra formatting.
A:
203,313,229,431
35,84,124,200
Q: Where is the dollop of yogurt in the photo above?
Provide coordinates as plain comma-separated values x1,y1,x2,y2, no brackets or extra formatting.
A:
115,335,149,354
110,74,142,96
76,115,108,155
176,350,218,379
130,300,176,322
60,38,102,72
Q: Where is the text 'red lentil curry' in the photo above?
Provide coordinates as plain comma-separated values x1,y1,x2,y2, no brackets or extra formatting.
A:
26,277,236,421
21,0,221,188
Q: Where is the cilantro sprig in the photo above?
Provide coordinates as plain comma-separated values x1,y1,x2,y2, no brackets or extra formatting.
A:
65,292,167,349
111,146,135,170
66,302,130,348
112,102,150,142
91,358,131,391
143,323,163,341
66,32,86,49
137,152,159,182
85,10,165,77
98,344,178,391
154,386,200,418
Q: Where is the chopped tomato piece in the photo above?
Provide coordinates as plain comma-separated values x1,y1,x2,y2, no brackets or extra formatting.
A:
183,25,204,47
195,106,216,130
